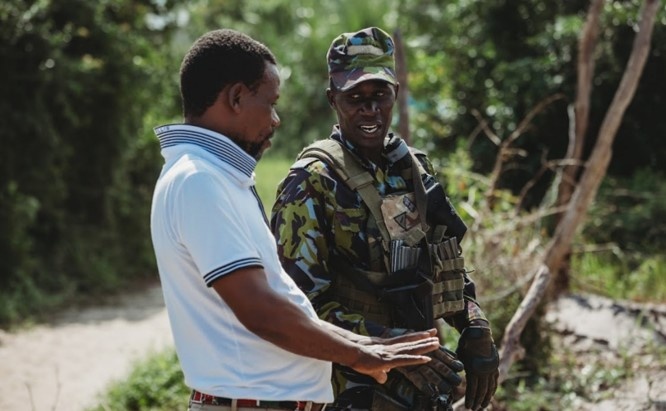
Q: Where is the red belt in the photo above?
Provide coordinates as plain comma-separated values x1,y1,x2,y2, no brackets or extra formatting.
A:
190,390,325,410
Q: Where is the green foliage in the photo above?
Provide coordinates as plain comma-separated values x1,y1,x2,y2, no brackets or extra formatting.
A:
583,169,666,249
0,0,181,326
401,0,666,207
88,349,189,411
572,168,666,302
255,154,293,210
572,241,666,304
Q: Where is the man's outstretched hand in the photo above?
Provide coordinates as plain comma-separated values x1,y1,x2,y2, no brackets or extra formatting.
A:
350,329,441,383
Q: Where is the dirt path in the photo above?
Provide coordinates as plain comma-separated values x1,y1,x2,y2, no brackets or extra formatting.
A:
0,283,173,411
545,294,666,411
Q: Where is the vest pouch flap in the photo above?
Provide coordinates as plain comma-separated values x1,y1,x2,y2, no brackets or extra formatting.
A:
379,279,434,331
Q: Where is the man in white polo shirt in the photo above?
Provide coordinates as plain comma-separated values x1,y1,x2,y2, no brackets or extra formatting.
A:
150,29,441,411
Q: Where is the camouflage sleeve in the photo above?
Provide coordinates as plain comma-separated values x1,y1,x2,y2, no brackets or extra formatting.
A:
270,161,381,337
446,274,490,332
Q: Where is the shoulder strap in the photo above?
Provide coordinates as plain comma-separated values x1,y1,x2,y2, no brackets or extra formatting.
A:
409,150,430,233
298,140,392,250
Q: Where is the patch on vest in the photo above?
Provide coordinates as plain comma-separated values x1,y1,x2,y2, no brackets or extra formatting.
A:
381,193,421,240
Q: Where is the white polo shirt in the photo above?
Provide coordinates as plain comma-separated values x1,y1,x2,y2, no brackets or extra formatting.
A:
150,124,333,402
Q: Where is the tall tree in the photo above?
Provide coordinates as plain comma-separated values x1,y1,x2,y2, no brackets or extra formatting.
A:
496,0,661,388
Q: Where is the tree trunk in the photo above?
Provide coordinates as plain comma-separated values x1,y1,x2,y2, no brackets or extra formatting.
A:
551,0,604,296
393,29,411,144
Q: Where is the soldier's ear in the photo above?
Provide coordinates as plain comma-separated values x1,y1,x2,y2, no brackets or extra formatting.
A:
326,88,336,108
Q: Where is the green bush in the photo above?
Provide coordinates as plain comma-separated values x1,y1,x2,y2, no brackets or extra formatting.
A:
0,0,180,327
583,169,666,249
572,168,666,302
89,349,189,411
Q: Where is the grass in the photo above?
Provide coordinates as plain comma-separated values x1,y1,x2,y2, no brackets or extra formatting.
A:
571,247,666,303
255,153,294,213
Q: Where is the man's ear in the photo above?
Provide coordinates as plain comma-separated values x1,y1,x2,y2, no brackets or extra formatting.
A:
326,88,336,108
227,82,245,113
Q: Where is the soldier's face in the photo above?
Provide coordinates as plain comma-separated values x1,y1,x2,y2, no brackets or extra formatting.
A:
327,80,397,159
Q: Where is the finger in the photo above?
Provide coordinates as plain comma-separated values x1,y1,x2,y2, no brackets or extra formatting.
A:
472,375,488,410
381,354,432,369
392,336,440,348
382,338,440,357
388,330,438,344
398,337,441,353
428,359,463,386
480,372,499,409
401,368,431,392
465,374,478,410
371,368,389,384
433,347,464,372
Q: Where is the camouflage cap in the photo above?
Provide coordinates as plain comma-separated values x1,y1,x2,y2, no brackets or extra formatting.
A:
327,27,397,91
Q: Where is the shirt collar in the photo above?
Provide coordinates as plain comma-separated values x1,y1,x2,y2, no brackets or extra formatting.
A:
154,123,257,178
330,125,398,169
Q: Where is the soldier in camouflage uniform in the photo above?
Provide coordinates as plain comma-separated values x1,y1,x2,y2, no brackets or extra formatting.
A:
270,27,499,411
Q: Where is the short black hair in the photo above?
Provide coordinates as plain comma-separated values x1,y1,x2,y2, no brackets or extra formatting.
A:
179,29,277,117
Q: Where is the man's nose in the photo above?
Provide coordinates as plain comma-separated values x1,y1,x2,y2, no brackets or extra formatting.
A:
272,110,281,128
361,99,379,112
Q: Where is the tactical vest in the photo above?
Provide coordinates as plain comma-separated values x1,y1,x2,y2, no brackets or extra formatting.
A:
297,138,466,330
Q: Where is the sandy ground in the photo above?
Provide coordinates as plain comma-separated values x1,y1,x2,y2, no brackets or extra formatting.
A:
0,285,664,411
545,294,666,411
0,284,173,411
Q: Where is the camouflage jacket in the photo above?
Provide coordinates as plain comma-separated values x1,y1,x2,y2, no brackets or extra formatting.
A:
270,127,487,335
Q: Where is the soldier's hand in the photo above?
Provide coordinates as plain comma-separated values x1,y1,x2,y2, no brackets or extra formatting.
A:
456,327,499,410
395,346,464,399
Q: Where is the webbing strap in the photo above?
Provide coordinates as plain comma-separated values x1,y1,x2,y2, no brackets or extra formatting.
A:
433,278,465,294
435,299,466,314
298,140,392,252
409,151,430,233
438,257,466,272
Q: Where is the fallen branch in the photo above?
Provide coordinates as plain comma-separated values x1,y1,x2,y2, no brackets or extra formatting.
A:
497,264,551,383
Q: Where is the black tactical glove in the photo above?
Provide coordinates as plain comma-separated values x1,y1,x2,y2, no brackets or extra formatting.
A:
395,346,464,409
456,327,500,410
